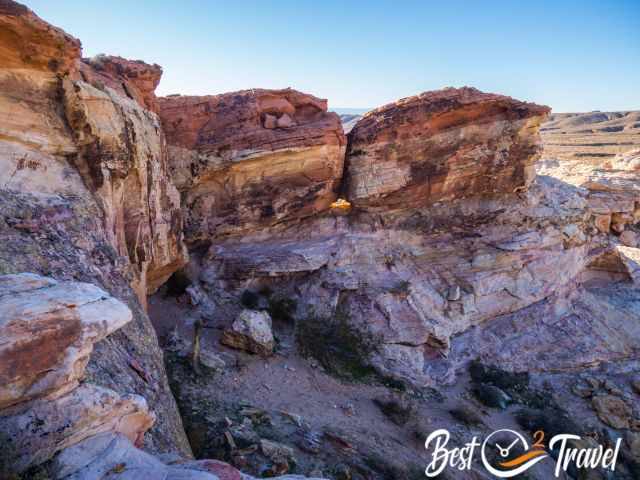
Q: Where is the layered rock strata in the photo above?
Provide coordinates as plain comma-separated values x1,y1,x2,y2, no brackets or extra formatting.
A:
62,73,187,299
0,0,189,454
344,87,550,211
158,89,346,243
0,273,132,409
190,89,640,387
0,274,155,475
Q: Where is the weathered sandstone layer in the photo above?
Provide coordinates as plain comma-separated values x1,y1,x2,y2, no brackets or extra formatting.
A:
182,88,640,387
0,0,189,454
0,0,80,73
79,54,163,113
345,87,550,210
0,273,131,410
158,89,346,243
62,72,187,299
0,274,155,474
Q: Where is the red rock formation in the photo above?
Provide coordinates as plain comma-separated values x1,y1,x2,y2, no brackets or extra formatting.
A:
345,87,550,211
0,0,190,455
62,74,188,299
0,0,80,73
158,89,346,243
0,274,156,475
80,55,163,113
0,1,187,302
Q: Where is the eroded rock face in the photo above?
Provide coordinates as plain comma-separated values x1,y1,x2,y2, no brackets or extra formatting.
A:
199,174,594,384
1,6,187,303
0,0,189,455
0,273,131,409
158,89,346,243
345,87,550,211
79,55,163,113
62,76,188,299
1,385,155,473
0,0,80,73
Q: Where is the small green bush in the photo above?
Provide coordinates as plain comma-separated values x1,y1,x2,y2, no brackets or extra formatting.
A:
296,309,380,382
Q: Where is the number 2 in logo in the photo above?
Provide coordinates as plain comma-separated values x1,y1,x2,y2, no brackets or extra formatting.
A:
532,430,545,449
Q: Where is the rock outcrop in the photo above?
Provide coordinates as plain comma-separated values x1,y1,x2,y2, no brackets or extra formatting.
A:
344,87,550,211
0,273,155,475
0,273,132,409
0,0,189,455
79,55,163,113
0,0,80,73
188,88,558,385
188,88,640,387
158,89,346,243
200,173,594,384
1,1,187,304
3,385,155,474
62,72,187,300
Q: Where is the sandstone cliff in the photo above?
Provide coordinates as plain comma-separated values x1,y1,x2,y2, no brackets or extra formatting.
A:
158,89,346,243
0,0,189,456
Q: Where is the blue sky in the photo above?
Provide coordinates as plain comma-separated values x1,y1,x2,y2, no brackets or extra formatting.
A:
28,0,640,112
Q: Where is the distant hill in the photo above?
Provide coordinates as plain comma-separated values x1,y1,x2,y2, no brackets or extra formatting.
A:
541,111,640,164
332,107,369,115
333,108,367,133
338,113,363,133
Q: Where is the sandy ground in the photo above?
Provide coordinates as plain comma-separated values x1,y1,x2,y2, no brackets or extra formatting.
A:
148,289,587,479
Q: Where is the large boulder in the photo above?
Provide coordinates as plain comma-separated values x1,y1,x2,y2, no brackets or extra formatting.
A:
158,88,346,243
344,87,550,211
221,309,275,356
0,273,131,409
